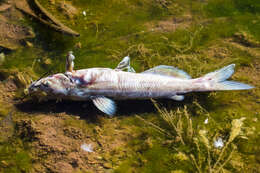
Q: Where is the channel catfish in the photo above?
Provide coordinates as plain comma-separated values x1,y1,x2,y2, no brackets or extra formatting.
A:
28,57,253,116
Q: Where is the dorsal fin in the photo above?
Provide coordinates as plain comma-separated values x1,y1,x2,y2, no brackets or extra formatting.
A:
142,65,191,79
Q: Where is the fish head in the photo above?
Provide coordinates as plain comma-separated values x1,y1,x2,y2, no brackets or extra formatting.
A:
28,73,74,98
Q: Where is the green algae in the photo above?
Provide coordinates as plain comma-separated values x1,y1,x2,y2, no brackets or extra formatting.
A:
0,112,32,173
0,0,259,172
0,140,31,173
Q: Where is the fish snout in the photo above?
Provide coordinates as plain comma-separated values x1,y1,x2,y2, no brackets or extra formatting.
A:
28,80,50,94
28,82,39,94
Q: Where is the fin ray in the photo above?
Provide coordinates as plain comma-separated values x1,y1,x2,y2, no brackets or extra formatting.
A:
200,64,254,91
215,81,254,90
142,65,191,79
92,97,116,116
170,95,185,101
203,64,235,82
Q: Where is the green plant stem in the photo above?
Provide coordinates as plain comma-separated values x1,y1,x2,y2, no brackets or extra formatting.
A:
152,100,185,145
207,148,212,173
212,141,231,170
190,154,202,173
135,115,174,138
215,147,235,173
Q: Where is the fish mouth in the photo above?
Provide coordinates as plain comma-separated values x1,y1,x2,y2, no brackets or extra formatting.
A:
27,86,50,101
27,81,48,96
28,82,39,94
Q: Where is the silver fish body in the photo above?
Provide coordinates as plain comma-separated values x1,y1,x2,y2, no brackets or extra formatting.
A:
28,64,253,116
69,68,193,99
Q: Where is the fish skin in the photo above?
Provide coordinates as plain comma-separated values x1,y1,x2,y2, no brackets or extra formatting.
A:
30,68,193,100
28,64,254,115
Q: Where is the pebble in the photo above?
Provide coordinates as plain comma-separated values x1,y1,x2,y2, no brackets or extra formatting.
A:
103,162,112,169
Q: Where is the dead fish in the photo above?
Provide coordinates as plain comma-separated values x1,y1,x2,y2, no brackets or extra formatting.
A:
28,63,253,116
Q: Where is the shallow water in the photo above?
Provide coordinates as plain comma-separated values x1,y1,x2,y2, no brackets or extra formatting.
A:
0,0,259,172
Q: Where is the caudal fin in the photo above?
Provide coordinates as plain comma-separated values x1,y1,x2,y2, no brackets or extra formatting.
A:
200,64,254,91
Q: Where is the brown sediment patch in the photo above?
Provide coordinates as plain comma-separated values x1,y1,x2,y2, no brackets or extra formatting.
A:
0,2,35,50
226,39,260,59
14,113,135,172
0,79,17,104
146,15,192,32
235,60,260,87
0,0,79,51
0,20,35,50
15,0,80,36
57,1,78,19
224,38,260,87
232,31,260,48
206,44,231,60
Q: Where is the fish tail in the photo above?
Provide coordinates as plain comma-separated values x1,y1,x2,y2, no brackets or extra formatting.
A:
198,64,254,91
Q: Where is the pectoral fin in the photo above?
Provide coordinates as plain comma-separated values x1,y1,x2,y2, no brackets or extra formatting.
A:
92,97,116,116
170,95,184,101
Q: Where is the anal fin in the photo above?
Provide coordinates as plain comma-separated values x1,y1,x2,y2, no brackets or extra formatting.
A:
170,95,184,101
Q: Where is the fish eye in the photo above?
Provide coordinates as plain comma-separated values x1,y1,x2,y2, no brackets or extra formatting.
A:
64,74,73,83
63,78,68,82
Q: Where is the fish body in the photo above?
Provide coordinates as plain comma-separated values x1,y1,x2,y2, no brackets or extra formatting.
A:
28,64,253,116
67,68,192,99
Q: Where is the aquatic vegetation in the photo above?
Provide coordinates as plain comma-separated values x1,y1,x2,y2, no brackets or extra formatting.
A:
0,141,31,173
137,100,253,172
0,113,32,173
0,0,259,172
